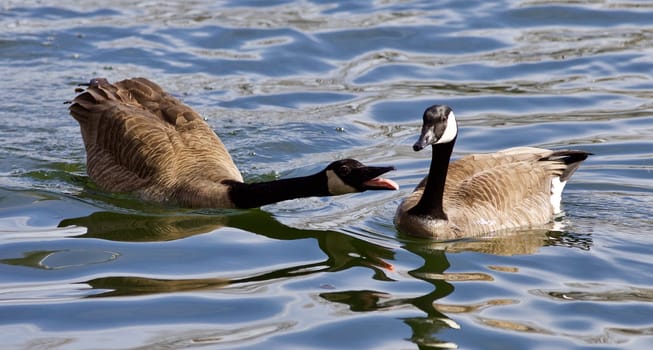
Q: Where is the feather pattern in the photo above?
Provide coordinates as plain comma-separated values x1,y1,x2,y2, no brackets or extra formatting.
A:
395,106,591,239
70,78,244,208
69,78,398,208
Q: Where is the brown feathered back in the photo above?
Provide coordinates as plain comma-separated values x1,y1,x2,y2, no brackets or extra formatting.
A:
396,147,590,239
69,77,243,207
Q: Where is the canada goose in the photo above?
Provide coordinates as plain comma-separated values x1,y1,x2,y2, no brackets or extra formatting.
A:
394,105,591,239
68,77,398,208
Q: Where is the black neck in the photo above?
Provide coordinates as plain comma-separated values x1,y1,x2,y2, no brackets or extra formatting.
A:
408,138,456,219
225,172,330,209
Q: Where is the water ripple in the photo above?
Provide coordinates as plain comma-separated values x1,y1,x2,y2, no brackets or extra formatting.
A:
2,0,653,349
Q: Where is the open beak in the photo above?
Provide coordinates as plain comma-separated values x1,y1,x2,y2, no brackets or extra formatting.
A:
359,166,399,191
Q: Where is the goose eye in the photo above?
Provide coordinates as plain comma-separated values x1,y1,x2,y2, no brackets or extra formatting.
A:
338,166,351,176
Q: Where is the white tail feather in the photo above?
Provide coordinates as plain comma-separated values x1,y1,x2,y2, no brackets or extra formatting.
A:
550,176,566,214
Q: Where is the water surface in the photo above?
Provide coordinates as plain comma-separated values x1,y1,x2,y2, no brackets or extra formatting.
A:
2,0,653,349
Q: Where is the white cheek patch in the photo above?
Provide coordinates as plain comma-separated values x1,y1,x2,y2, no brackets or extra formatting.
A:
326,170,357,195
435,111,458,144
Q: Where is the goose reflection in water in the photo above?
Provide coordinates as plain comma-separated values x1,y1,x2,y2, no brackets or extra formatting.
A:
320,228,592,347
50,204,591,346
52,209,395,297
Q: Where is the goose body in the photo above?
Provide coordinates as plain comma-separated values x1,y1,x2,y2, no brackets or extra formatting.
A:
69,77,397,208
394,105,590,239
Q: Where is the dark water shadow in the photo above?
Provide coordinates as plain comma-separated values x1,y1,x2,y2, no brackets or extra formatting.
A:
320,245,456,348
51,193,593,347
4,190,595,348
55,209,395,298
320,228,593,348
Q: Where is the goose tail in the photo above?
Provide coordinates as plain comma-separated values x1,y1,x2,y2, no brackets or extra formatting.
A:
545,150,592,182
544,150,592,214
68,78,124,125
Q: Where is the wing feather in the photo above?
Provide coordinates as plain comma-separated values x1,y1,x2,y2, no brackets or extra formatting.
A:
69,77,243,201
445,152,559,234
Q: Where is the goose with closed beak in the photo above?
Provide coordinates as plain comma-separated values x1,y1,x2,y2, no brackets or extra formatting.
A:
69,77,398,208
394,105,591,239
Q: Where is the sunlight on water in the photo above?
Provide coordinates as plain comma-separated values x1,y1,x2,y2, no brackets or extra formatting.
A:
1,0,653,349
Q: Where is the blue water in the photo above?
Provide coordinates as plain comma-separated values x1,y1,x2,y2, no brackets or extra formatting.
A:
2,1,653,349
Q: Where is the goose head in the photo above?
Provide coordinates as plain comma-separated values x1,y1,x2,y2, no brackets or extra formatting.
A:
324,159,399,195
413,105,458,151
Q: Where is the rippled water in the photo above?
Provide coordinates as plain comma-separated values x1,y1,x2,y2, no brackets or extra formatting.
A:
2,0,653,349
